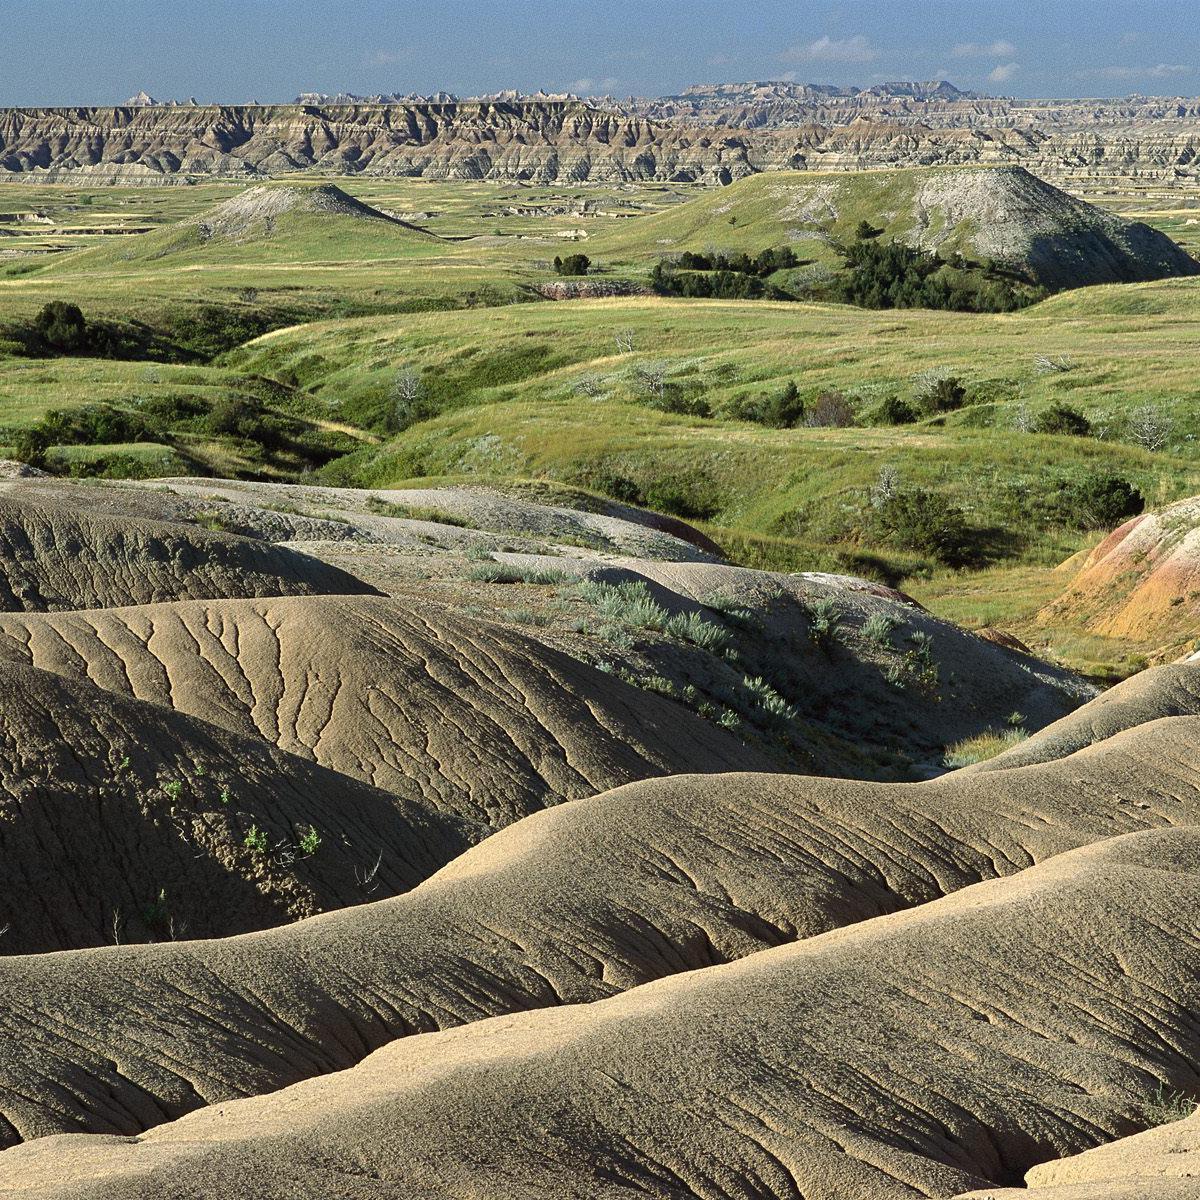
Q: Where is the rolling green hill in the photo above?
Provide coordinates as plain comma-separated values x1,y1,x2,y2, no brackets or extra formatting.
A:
593,165,1200,291
56,182,440,269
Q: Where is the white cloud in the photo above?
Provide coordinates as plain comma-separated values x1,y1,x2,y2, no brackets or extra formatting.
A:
989,62,1020,84
573,78,595,91
784,35,878,64
366,50,410,67
953,40,1016,59
1088,62,1190,80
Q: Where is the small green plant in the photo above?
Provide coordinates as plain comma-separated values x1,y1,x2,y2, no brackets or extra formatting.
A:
861,612,898,647
162,779,183,801
743,675,798,729
664,610,731,652
470,562,571,585
1143,1083,1198,1127
218,786,232,806
804,597,842,650
243,824,268,855
116,755,131,771
143,888,170,933
1006,711,1027,729
575,580,669,631
297,825,322,857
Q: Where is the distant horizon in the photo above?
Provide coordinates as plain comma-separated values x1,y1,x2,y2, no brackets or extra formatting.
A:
9,76,1200,110
4,1,1200,108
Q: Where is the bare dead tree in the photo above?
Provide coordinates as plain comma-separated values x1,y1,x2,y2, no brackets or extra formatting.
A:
613,328,636,354
1128,403,1173,452
391,367,424,428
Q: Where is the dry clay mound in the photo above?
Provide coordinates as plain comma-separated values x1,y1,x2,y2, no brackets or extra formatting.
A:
0,491,373,610
34,475,1095,778
976,662,1200,771
1040,496,1200,652
0,713,1196,1148
489,552,1093,762
909,166,1200,290
3,827,1197,1199
192,183,428,242
0,594,768,830
958,1112,1200,1199
0,661,472,954
154,477,723,561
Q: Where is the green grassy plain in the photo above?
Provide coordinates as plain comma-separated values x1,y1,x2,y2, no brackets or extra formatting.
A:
2,172,1199,674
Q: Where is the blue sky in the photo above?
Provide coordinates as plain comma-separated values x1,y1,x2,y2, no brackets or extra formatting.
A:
3,0,1198,106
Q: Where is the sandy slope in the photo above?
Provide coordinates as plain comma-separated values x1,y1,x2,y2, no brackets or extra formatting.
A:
2,827,1196,1198
0,711,1196,1150
0,594,767,829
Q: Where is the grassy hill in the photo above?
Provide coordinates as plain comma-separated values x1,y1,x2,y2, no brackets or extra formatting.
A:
593,165,1199,291
57,182,440,268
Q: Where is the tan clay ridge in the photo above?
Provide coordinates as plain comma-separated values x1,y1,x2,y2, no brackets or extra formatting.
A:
0,594,767,831
0,494,373,610
0,707,1196,1153
957,1110,1200,1199
0,660,474,953
1,826,1196,1199
975,662,1200,771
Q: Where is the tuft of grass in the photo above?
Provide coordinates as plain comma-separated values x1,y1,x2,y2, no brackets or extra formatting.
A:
1143,1083,1198,1127
467,562,571,585
743,675,798,729
861,611,898,647
663,609,732,652
805,596,843,650
943,727,1029,769
575,579,669,631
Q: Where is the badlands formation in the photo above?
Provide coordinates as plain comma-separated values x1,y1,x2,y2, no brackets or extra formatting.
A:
0,473,1195,1196
9,82,1200,184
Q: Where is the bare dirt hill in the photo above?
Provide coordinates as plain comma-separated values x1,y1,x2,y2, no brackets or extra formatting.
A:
975,662,1200,771
0,489,373,609
1040,495,1200,655
2,826,1196,1199
193,182,421,241
0,594,768,830
0,660,473,953
0,710,1195,1149
958,1112,1200,1198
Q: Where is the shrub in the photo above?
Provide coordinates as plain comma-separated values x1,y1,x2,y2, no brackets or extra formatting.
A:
554,254,591,277
1031,404,1091,436
835,240,1031,313
913,374,966,414
873,395,918,425
643,469,721,520
297,826,322,856
872,488,978,566
1127,403,1173,451
761,381,805,428
1063,473,1144,530
34,302,90,353
803,390,855,428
